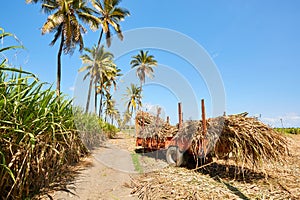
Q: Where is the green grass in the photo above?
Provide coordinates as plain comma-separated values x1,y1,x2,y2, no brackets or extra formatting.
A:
131,152,143,173
275,127,300,135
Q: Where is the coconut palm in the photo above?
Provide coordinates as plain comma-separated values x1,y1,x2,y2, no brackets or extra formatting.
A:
97,66,121,116
124,83,142,116
79,45,116,113
108,106,119,125
103,93,118,124
130,50,157,94
91,0,130,47
32,0,99,96
121,110,131,128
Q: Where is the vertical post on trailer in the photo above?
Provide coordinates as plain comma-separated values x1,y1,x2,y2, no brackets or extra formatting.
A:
201,99,207,163
134,111,138,146
155,107,161,145
141,111,145,154
176,102,183,153
178,102,183,130
201,99,207,135
155,107,161,160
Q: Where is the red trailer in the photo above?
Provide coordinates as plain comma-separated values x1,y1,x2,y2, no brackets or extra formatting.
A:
135,134,211,167
135,100,212,167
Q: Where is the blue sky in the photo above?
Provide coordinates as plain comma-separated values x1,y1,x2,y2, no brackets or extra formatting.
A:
1,0,300,127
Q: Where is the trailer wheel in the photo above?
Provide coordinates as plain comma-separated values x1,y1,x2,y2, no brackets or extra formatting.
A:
166,146,184,167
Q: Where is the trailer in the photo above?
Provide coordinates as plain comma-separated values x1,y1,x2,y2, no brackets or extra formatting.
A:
135,100,212,167
136,134,212,167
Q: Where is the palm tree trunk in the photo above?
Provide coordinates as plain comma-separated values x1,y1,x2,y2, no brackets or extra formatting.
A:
98,93,102,118
131,106,134,130
56,32,64,96
105,112,107,123
94,82,97,114
85,78,93,113
99,89,103,117
139,81,143,110
97,29,103,47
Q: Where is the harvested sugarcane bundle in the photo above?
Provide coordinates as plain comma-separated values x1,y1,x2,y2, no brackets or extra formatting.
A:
174,118,224,157
135,111,155,126
135,111,177,139
213,114,289,167
177,114,289,168
135,111,289,167
160,122,178,137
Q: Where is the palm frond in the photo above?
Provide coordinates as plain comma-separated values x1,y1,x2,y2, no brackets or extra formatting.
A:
41,2,57,14
115,24,123,40
78,12,101,31
49,24,62,46
42,13,63,34
105,27,112,47
111,7,130,19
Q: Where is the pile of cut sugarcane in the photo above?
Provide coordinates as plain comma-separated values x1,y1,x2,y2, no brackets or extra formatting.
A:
214,114,288,167
135,111,289,167
135,111,177,139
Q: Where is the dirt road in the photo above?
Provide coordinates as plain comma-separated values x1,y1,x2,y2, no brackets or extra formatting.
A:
43,132,141,200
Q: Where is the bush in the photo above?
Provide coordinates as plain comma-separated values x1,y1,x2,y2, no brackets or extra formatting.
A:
73,108,105,149
99,119,119,139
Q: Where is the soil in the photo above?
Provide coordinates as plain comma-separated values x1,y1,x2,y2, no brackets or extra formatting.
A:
130,134,300,200
35,132,139,200
35,133,300,200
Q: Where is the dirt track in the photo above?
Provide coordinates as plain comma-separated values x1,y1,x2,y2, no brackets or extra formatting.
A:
37,132,140,200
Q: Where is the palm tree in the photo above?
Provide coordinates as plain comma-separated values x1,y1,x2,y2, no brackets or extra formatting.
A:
97,66,121,116
30,0,99,96
121,111,131,129
92,0,130,47
103,93,118,124
124,83,142,116
130,50,157,94
79,45,116,113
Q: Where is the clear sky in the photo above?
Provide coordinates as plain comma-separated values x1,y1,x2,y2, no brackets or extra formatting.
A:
1,0,300,127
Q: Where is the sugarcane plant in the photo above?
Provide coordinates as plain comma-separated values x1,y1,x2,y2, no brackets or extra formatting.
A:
0,27,88,199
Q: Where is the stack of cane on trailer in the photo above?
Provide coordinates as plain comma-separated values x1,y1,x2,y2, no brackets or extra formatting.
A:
135,99,289,168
